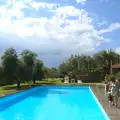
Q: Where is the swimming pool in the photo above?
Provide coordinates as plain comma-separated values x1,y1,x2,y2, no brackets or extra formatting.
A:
0,86,109,120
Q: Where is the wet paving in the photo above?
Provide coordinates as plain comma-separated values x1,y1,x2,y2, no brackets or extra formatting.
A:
92,86,120,120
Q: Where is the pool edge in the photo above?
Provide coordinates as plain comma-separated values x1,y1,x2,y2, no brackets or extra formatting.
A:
89,87,110,120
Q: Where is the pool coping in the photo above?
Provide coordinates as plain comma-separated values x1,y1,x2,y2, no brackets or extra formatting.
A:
89,87,110,120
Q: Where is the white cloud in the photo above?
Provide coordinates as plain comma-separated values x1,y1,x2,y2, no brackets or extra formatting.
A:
55,6,92,24
0,0,119,66
98,21,107,27
98,23,120,34
55,6,82,16
76,0,87,5
0,1,27,19
115,47,120,54
30,1,59,11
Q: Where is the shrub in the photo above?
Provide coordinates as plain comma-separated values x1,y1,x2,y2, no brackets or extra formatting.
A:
115,72,120,80
104,74,115,81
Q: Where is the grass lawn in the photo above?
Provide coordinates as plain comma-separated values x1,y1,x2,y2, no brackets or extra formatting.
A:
0,78,104,97
0,78,62,95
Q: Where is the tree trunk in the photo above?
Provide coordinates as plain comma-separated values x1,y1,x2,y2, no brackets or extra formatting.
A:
16,79,20,89
33,79,36,84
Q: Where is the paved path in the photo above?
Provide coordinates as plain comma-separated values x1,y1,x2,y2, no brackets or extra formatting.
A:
92,86,120,120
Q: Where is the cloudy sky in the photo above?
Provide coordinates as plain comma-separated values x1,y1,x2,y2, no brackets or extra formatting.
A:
0,0,120,67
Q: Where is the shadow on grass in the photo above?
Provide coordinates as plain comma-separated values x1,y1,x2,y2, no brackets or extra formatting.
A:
2,86,17,90
2,85,29,91
2,82,59,91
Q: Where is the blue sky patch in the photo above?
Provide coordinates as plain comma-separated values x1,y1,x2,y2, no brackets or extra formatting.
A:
0,0,120,67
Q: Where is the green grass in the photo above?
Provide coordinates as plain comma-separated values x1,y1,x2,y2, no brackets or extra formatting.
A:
0,83,30,95
0,78,104,97
0,78,62,95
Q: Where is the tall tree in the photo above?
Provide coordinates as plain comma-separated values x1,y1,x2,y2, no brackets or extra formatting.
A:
59,49,120,80
93,50,120,73
43,67,50,80
1,48,19,87
15,59,26,85
20,50,37,83
49,68,59,78
33,59,44,84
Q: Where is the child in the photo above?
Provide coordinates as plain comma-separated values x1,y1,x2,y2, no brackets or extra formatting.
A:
105,81,110,93
107,89,114,107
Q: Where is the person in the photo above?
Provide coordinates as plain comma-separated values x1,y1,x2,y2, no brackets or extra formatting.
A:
107,89,114,107
105,81,110,94
110,79,120,107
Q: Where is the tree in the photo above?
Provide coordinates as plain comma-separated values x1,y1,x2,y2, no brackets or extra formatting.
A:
33,59,44,84
93,50,120,74
49,68,59,78
20,50,37,84
0,66,4,85
15,59,26,85
1,48,19,87
43,67,50,80
59,49,120,81
59,62,68,73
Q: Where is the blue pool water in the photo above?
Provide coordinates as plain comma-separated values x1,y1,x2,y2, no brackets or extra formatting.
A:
0,86,109,120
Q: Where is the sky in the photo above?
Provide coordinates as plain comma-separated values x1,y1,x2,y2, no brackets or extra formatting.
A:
0,0,120,67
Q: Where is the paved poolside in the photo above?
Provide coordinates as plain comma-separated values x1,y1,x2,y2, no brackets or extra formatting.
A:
92,86,120,120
